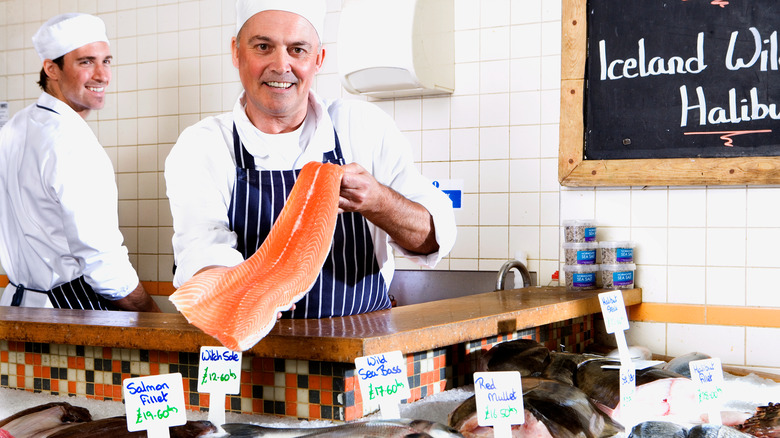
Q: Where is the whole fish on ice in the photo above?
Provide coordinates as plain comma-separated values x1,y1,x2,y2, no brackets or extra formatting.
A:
221,418,463,437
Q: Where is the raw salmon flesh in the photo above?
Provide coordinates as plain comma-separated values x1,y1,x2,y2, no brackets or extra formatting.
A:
169,161,344,351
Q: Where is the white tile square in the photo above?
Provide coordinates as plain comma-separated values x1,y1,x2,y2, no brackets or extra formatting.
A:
634,265,667,303
138,200,158,227
509,125,541,159
158,116,180,144
199,26,224,57
480,26,511,62
179,86,200,115
668,189,706,227
745,268,780,307
157,3,178,33
509,225,539,259
706,267,745,306
668,228,705,266
454,0,480,30
157,88,178,116
138,117,158,145
510,192,540,226
540,89,560,124
559,188,595,220
630,228,668,265
480,160,509,193
201,83,223,113
540,20,561,56
509,91,541,125
116,64,137,92
540,56,561,91
115,37,137,65
454,63,480,96
510,58,541,92
747,187,780,227
451,95,480,128
630,188,668,227
481,0,511,28
137,89,158,117
540,192,559,226
625,321,667,356
420,162,449,182
394,98,422,131
745,327,780,368
706,228,746,267
199,0,222,28
480,193,510,226
138,172,157,200
510,23,541,58
541,0,562,22
481,60,511,94
421,130,450,162
479,93,510,127
179,1,200,30
450,226,478,259
746,228,780,268
98,120,118,148
422,97,451,130
479,226,510,259
117,118,137,147
510,159,540,192
667,266,705,304
451,160,479,193
136,7,157,35
595,189,631,227
707,187,747,227
117,91,138,119
539,225,559,260
454,193,479,226
116,173,137,200
480,127,510,160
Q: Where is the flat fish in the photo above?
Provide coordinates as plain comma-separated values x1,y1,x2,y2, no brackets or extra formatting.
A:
662,352,712,378
478,339,550,375
170,161,344,351
221,418,463,437
0,402,91,438
46,416,216,437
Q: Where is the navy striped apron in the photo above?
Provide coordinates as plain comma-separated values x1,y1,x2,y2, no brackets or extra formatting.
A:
227,124,390,318
10,276,116,310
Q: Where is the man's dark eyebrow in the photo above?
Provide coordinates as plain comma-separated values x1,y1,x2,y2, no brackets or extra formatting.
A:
246,35,311,48
75,55,113,62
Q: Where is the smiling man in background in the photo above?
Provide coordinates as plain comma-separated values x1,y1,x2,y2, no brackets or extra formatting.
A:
0,13,160,311
165,0,456,318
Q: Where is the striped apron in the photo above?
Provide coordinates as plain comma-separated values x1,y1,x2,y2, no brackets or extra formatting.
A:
10,277,116,310
227,124,390,318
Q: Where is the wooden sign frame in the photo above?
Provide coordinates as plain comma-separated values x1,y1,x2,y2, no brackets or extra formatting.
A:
558,0,780,187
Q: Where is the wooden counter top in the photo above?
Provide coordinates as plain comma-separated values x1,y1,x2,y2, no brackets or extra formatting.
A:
0,287,641,362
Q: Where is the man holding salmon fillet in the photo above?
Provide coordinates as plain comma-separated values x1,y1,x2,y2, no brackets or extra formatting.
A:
0,14,159,311
165,0,456,319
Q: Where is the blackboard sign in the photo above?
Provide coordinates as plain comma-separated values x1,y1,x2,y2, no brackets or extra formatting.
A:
585,0,780,160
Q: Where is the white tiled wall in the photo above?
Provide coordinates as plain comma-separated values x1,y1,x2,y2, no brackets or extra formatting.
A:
1,0,778,372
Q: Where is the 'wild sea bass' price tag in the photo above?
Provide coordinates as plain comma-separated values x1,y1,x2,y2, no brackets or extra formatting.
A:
689,357,726,425
355,351,411,419
473,371,524,438
123,373,186,437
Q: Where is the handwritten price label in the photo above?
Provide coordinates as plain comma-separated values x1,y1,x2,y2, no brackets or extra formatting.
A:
123,373,186,433
197,346,241,394
689,358,725,404
473,371,524,428
599,291,630,333
355,351,411,404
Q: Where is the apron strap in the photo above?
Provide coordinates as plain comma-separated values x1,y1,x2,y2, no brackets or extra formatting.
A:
8,281,48,307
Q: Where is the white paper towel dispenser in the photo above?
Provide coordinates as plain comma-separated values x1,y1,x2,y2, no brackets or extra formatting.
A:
337,0,454,99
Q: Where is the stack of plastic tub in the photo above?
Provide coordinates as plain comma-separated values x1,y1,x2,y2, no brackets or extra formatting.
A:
561,220,598,291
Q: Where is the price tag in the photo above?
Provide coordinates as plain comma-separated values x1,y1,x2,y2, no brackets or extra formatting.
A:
598,291,630,334
473,371,524,438
198,346,242,428
354,351,411,419
123,373,186,437
619,363,636,425
689,358,725,425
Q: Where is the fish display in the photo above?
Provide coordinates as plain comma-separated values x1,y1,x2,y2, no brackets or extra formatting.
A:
0,404,215,438
221,418,464,437
0,402,91,437
170,161,344,351
447,377,623,438
736,402,780,437
629,421,756,438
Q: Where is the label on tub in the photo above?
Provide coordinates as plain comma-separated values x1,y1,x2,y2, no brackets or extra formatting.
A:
613,270,634,286
577,249,596,264
584,227,596,241
573,272,596,287
616,248,634,263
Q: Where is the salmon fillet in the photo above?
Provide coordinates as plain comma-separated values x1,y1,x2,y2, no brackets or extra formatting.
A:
169,161,344,351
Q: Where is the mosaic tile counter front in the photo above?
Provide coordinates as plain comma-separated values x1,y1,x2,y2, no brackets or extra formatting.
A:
0,316,593,421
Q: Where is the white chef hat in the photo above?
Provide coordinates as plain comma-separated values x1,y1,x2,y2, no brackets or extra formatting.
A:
235,0,326,43
32,13,109,62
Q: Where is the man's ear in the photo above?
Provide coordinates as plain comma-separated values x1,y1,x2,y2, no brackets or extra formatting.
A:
42,59,60,81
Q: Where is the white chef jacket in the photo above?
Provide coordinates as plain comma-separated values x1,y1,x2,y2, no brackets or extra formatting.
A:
165,91,457,288
0,93,139,307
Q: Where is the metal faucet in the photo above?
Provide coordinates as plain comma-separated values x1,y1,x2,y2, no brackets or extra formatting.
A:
496,259,532,290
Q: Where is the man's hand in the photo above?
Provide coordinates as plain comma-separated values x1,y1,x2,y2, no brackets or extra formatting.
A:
339,163,438,255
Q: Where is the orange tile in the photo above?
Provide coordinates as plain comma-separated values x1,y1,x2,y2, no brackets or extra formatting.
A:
1,351,7,362
103,347,112,359
308,375,321,390
113,386,122,399
76,357,85,369
95,384,104,396
262,358,274,371
43,367,50,379
261,372,274,386
285,402,297,417
112,361,121,373
16,364,24,376
241,384,251,398
285,373,297,388
309,404,320,419
345,405,359,421
201,393,210,407
68,381,76,394
285,387,297,402
708,305,780,328
150,363,159,375
241,372,251,383
253,398,264,414
320,391,332,405
628,303,705,324
321,378,332,391
148,350,159,363
344,376,354,392
34,365,42,378
50,380,59,392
